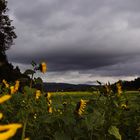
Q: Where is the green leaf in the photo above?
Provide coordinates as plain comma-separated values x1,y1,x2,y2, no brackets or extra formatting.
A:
97,80,102,85
54,132,71,140
34,77,43,84
24,69,35,75
0,85,2,93
31,60,37,66
113,100,119,107
18,78,29,83
108,126,121,140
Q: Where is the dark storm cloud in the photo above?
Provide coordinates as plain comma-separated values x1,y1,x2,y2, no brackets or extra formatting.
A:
6,0,140,83
8,48,139,73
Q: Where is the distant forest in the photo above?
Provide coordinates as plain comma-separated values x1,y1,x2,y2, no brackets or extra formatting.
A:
121,77,140,91
42,78,140,92
0,0,29,82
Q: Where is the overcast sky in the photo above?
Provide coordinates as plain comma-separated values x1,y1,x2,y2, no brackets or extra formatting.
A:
6,0,140,84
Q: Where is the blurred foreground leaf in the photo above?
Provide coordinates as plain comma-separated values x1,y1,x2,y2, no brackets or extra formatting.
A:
108,125,121,140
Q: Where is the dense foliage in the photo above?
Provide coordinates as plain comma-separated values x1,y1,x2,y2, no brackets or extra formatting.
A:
0,78,139,140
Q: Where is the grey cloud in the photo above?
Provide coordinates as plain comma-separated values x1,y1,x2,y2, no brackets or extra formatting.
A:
7,48,139,73
6,0,140,83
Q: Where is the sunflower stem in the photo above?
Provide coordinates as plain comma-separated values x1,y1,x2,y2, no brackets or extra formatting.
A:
21,117,27,140
30,73,34,88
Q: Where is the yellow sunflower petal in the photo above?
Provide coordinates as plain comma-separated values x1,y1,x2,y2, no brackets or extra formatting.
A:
0,113,3,120
40,62,47,73
0,95,11,104
35,90,41,99
24,137,30,140
0,124,22,140
10,86,15,94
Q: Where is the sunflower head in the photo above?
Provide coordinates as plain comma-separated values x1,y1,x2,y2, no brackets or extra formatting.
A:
45,92,51,100
74,99,87,116
14,80,20,91
40,62,47,73
10,86,15,94
48,107,53,113
116,82,122,97
35,90,41,99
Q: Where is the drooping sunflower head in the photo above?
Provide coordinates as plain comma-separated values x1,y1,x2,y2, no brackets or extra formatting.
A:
46,92,51,100
74,99,87,116
116,82,122,96
40,62,47,73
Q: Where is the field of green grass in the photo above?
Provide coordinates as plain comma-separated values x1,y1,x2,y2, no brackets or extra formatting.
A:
51,90,140,108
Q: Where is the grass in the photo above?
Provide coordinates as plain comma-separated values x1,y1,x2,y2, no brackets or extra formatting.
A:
50,91,140,111
51,90,139,101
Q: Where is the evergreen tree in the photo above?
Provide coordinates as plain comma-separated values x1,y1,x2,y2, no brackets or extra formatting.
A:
0,0,29,82
0,0,17,55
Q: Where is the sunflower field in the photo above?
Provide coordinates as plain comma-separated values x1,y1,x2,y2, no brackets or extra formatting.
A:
0,62,139,140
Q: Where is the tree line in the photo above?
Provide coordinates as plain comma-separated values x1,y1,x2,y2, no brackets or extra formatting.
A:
0,0,29,82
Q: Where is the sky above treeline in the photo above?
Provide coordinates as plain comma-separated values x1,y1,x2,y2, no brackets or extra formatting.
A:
7,0,140,84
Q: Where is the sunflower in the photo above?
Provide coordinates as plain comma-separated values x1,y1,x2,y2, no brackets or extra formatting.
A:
40,62,47,73
48,107,53,113
75,99,87,116
116,82,122,97
35,90,41,99
10,86,15,94
45,93,53,113
14,80,20,91
2,80,9,88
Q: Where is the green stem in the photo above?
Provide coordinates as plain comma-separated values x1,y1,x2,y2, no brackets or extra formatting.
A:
30,73,34,88
21,118,27,140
